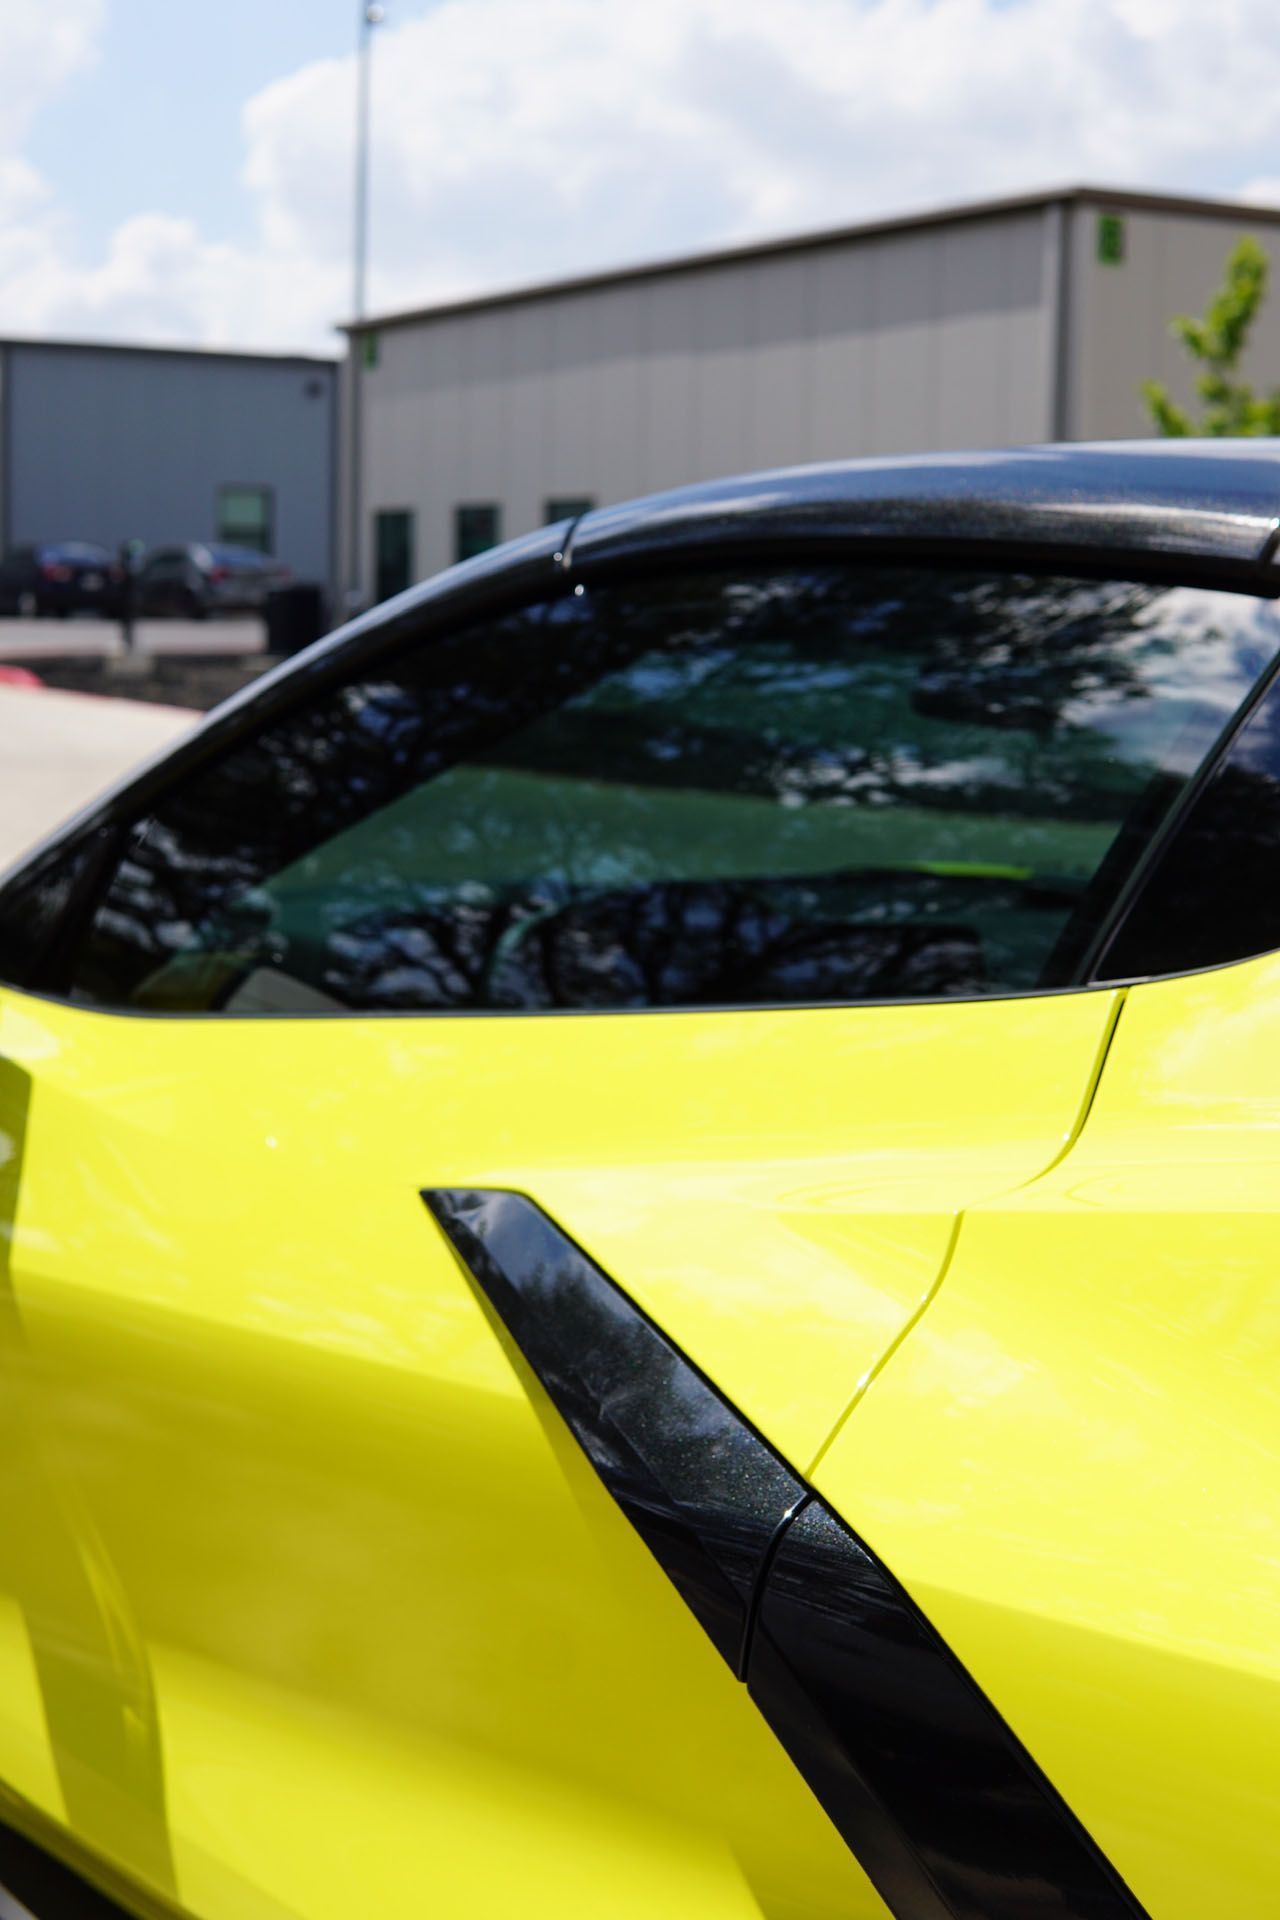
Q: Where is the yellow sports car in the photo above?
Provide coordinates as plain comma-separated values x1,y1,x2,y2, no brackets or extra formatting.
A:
0,442,1278,1919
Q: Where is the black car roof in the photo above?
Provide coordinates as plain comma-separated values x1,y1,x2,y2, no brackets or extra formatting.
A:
569,440,1280,579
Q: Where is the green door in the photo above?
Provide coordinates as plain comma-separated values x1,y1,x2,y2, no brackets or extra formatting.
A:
374,509,414,603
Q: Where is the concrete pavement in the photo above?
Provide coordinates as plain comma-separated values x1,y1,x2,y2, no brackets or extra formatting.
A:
0,683,196,873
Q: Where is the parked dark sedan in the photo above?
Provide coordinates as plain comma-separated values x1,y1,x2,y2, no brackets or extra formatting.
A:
136,542,290,618
0,541,122,617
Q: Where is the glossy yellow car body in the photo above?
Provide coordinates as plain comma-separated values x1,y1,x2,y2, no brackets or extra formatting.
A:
0,981,1122,1919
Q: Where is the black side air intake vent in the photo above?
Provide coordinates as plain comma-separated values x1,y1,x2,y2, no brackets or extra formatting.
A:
424,1188,1151,1920
422,1185,804,1673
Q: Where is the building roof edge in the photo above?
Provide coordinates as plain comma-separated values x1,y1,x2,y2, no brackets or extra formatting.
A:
0,335,339,368
343,183,1280,337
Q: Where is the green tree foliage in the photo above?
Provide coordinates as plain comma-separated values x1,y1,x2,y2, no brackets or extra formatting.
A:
1142,236,1280,436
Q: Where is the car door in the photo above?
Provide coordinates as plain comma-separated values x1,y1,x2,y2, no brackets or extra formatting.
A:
0,531,1274,1919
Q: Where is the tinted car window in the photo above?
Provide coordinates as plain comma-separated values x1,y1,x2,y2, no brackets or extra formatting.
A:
1098,665,1280,980
56,566,1280,1014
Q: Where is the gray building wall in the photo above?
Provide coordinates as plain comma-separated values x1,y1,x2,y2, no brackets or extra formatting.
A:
0,342,337,584
351,206,1054,588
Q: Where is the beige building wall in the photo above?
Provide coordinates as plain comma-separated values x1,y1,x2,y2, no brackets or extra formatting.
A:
349,188,1280,598
355,208,1054,587
1067,201,1280,440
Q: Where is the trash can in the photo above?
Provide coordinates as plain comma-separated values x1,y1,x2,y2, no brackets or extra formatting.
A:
265,583,328,657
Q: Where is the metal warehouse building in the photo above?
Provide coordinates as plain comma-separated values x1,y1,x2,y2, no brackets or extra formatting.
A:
0,339,337,587
343,184,1280,600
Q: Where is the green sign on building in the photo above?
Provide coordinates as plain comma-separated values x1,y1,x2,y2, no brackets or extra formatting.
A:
1097,213,1126,265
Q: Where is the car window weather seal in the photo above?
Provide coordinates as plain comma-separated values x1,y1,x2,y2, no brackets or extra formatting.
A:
425,1187,1153,1920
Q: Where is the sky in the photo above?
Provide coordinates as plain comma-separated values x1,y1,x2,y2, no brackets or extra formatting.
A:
3,0,1280,356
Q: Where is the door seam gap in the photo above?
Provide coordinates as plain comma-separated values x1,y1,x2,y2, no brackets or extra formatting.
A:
804,990,1129,1482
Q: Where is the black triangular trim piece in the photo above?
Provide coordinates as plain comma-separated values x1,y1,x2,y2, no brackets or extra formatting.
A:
423,1187,804,1672
424,1187,1153,1920
750,1498,1151,1920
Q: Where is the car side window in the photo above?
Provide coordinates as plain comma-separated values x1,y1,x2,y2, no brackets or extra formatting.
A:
40,565,1280,1014
1097,663,1280,981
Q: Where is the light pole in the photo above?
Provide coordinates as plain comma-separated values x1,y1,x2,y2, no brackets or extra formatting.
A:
347,1,385,612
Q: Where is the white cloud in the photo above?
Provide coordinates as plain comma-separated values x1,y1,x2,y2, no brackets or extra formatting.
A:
0,0,99,256
0,0,102,147
0,210,343,352
6,0,1280,350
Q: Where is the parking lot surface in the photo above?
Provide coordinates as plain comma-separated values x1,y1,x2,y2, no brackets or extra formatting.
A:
0,684,196,873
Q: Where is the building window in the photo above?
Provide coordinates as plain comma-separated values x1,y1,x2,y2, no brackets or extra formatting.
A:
374,509,415,603
545,496,595,525
454,504,501,564
217,485,275,555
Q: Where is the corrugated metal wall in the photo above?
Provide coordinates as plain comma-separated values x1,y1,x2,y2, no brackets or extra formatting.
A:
3,345,336,584
358,208,1053,584
1068,206,1280,441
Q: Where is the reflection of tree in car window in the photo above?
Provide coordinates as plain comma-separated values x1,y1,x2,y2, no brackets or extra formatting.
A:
70,568,1280,1014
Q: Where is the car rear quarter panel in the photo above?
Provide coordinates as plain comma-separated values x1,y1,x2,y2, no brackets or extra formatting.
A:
814,950,1280,1920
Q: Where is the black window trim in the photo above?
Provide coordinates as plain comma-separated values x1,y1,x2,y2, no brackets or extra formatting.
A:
1084,625,1280,983
4,532,1280,1018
